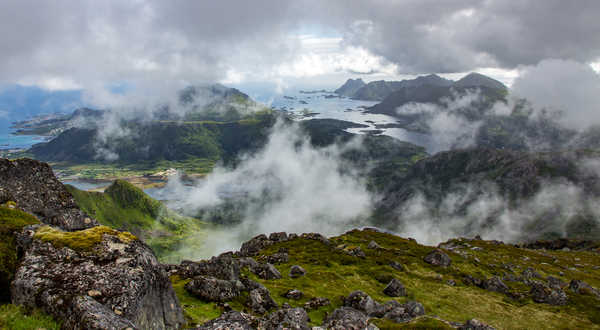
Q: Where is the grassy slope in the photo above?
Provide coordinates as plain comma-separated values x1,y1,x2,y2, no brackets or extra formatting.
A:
66,180,212,263
173,229,600,329
0,304,60,330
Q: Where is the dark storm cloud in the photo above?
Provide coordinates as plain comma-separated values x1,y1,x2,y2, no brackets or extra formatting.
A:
314,0,600,73
0,0,598,90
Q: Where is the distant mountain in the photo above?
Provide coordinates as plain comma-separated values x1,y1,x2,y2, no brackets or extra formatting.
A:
371,147,600,241
11,107,103,136
0,85,84,121
334,78,365,97
351,74,453,101
453,72,507,90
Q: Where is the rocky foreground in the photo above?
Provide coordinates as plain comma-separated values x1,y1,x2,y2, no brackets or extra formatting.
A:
1,158,600,329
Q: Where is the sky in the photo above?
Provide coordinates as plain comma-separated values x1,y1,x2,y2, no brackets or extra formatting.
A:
0,0,599,103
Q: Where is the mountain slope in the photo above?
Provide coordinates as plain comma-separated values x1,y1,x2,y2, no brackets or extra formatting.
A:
66,180,212,262
334,78,366,97
171,228,600,329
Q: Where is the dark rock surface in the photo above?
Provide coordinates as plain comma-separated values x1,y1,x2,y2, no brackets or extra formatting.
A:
289,265,306,278
282,289,303,300
530,281,568,305
178,254,241,281
383,278,407,297
344,290,380,316
460,318,497,330
322,307,370,330
11,227,184,329
196,310,257,330
303,297,330,310
382,300,425,323
252,263,282,280
261,307,310,330
482,277,509,294
184,276,241,302
0,158,97,231
424,249,452,267
247,287,278,314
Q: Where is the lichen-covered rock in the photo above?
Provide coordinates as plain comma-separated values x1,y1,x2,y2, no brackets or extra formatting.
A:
367,240,381,249
289,265,306,278
266,252,289,264
344,291,381,316
382,301,425,323
240,234,273,256
322,307,369,330
184,276,241,302
196,310,257,330
238,257,260,270
253,263,282,280
424,249,451,267
268,232,288,242
11,226,184,329
0,158,97,231
282,289,303,300
304,297,330,310
247,287,278,314
530,281,568,305
261,307,310,330
178,254,240,280
300,232,331,245
482,277,509,294
547,276,567,290
383,278,407,297
459,318,496,330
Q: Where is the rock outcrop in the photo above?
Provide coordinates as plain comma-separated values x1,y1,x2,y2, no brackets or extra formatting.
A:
11,225,184,329
0,158,97,230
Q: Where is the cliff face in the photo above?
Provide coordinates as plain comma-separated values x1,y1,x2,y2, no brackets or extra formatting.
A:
0,157,185,329
0,158,97,231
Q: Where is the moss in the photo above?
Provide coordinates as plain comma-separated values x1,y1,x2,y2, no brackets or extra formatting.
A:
0,207,39,302
0,304,60,330
34,225,136,253
371,316,454,329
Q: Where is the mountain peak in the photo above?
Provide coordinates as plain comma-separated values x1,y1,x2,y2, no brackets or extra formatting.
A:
335,78,367,97
454,72,507,90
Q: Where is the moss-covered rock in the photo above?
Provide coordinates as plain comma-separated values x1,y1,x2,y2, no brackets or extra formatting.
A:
33,225,136,253
0,206,39,302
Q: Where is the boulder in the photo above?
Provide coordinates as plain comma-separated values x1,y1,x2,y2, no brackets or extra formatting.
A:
383,278,407,297
304,297,330,310
184,276,241,302
283,289,304,300
11,225,184,329
269,232,288,242
0,158,97,231
322,307,369,330
300,232,331,245
529,281,568,305
344,291,380,316
240,234,273,256
459,319,496,330
382,301,425,323
423,249,451,267
253,263,282,280
346,246,366,258
389,261,405,271
569,280,600,297
289,265,306,278
367,240,381,249
238,257,260,270
197,311,257,330
178,254,240,280
261,307,310,330
547,276,567,290
266,252,289,264
521,267,542,281
482,277,509,294
247,287,278,314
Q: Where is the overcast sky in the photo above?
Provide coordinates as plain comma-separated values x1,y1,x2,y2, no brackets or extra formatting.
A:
1,0,599,99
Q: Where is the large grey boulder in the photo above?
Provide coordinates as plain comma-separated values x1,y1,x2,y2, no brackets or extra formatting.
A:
184,276,241,302
423,249,451,267
261,307,310,330
0,158,97,231
197,311,257,330
11,226,184,329
322,307,370,330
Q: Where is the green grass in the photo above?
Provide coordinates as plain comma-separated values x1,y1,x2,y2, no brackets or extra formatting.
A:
0,206,40,302
172,229,600,329
66,180,214,263
0,304,60,330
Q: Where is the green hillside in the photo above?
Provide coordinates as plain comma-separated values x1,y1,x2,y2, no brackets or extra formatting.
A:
173,229,600,329
66,180,212,263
